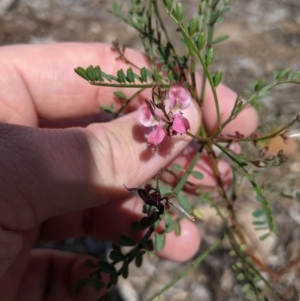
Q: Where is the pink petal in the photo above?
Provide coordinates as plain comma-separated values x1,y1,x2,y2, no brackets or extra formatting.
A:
167,84,191,112
229,142,242,154
138,100,159,127
148,122,166,145
172,112,190,134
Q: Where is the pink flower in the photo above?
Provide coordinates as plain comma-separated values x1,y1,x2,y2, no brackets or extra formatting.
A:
148,122,166,145
167,84,191,112
138,99,159,127
138,84,192,146
172,112,190,134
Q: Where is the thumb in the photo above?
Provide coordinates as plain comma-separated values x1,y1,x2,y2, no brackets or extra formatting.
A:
0,101,201,232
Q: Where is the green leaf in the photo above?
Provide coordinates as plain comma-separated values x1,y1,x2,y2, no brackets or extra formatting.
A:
245,292,255,300
276,68,290,80
273,70,279,80
98,261,117,274
237,273,245,280
188,18,198,36
254,227,269,231
196,32,205,51
211,0,221,7
229,250,236,257
171,163,183,172
145,68,153,79
215,16,224,23
152,66,159,82
254,79,265,92
131,221,146,231
240,244,247,252
140,67,147,82
205,48,214,66
117,69,127,83
165,0,173,12
86,65,95,81
165,214,174,233
109,250,126,262
94,65,104,81
135,253,143,267
85,259,97,269
259,232,270,240
292,71,300,80
112,243,121,252
114,91,127,100
111,2,121,13
100,105,114,114
121,263,129,279
126,67,135,83
109,272,118,286
177,194,191,211
212,35,229,44
256,195,263,203
119,235,137,246
220,6,231,14
168,70,175,82
75,67,89,81
213,70,222,87
158,183,171,195
242,283,251,293
87,278,106,290
154,233,166,251
128,246,140,261
190,171,204,180
161,64,169,72
145,239,154,251
175,2,184,23
252,220,266,226
101,72,113,82
74,278,89,294
253,275,262,283
252,209,265,218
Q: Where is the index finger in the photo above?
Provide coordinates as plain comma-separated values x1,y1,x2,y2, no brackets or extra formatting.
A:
0,43,150,126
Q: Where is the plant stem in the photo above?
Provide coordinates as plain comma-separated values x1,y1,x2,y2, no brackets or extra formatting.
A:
200,0,215,106
147,235,224,301
172,144,204,195
90,82,154,88
205,143,248,246
114,88,146,118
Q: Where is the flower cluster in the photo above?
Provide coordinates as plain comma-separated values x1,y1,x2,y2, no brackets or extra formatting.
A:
138,84,191,145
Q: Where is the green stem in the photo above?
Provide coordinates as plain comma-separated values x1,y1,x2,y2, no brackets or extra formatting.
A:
227,230,281,301
147,235,224,301
242,117,299,143
215,143,276,233
215,80,300,137
167,11,221,129
172,144,204,195
200,0,215,105
153,0,172,45
114,88,146,118
90,82,154,88
147,0,154,62
190,55,198,102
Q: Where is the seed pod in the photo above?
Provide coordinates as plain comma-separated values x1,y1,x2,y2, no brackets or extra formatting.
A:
250,160,268,168
205,48,214,66
258,146,268,158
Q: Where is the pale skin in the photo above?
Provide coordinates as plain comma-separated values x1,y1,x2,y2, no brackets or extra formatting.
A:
0,43,258,300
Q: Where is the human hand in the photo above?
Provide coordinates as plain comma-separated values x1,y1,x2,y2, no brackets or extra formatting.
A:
0,43,258,300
